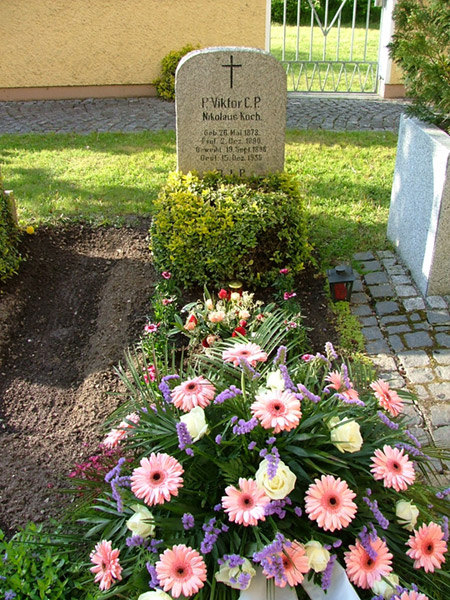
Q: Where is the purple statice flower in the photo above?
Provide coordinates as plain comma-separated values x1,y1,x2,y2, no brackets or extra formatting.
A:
294,506,303,517
297,383,321,403
218,554,245,567
221,524,229,532
214,503,222,512
259,448,268,458
396,442,428,458
239,357,261,380
341,364,351,388
237,572,252,590
405,429,422,448
266,446,280,480
146,562,160,588
5,592,17,600
105,457,131,513
149,538,163,554
265,498,291,519
232,417,258,435
436,487,450,500
336,392,365,407
358,526,379,560
279,364,296,391
266,437,277,446
201,517,222,554
363,496,390,530
126,535,146,548
442,516,449,542
253,533,290,586
215,434,222,445
273,346,287,367
248,441,257,451
214,385,243,404
333,539,342,548
176,421,193,454
372,595,385,600
321,554,337,591
182,513,195,530
158,374,179,403
378,410,399,430
325,341,338,362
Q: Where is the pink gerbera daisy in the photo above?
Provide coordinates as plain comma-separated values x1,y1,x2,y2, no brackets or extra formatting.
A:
370,379,404,417
393,591,429,600
222,342,268,367
103,412,140,448
131,453,184,506
305,474,357,532
406,522,447,572
171,376,216,411
344,536,393,589
325,370,345,391
371,445,415,492
264,540,310,587
251,390,301,433
156,544,207,598
90,540,123,591
222,477,270,526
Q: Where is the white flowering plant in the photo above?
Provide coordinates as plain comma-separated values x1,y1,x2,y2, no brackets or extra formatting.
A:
79,313,450,600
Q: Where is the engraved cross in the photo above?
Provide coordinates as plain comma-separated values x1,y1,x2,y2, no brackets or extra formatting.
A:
222,55,242,89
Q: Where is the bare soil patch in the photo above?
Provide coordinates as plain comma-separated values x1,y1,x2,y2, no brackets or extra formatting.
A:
0,223,336,535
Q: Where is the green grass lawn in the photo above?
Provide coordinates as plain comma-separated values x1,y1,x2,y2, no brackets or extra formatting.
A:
0,129,397,267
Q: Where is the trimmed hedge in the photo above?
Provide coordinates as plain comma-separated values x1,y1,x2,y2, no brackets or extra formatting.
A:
151,44,199,101
150,171,312,288
0,175,22,282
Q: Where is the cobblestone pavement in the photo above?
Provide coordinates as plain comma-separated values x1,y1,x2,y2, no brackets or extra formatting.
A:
0,94,409,135
351,251,450,469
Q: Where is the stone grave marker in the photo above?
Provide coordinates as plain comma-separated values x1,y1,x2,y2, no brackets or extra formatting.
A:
175,47,287,176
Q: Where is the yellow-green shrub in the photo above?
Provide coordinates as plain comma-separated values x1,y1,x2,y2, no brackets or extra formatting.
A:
150,171,312,288
0,175,22,282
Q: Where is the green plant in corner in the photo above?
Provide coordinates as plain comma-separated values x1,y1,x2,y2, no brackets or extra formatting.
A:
0,174,23,282
152,44,199,101
331,300,366,356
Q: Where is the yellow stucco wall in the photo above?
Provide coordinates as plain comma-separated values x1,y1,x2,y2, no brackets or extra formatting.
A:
0,0,267,90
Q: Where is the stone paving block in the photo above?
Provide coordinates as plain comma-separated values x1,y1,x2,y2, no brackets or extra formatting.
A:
436,365,450,380
426,310,450,325
391,275,411,285
401,402,422,425
433,349,450,365
353,251,375,261
369,284,394,298
364,271,388,285
430,404,450,427
377,251,395,259
395,285,418,297
389,335,404,353
404,367,435,384
383,374,406,388
413,385,431,400
404,331,433,348
370,353,397,372
409,313,421,322
380,315,408,326
435,326,450,333
359,316,378,327
386,324,411,335
365,339,391,355
362,326,383,341
436,333,450,348
426,296,448,310
413,322,431,331
351,304,373,317
429,382,450,401
375,301,400,316
398,350,430,368
351,292,370,304
403,297,426,312
433,425,450,446
351,279,364,293
360,260,382,272
385,265,406,276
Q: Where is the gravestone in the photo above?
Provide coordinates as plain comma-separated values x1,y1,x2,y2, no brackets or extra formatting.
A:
175,47,286,176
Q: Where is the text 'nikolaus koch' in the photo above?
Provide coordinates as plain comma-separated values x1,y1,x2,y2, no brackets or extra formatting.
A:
201,97,261,109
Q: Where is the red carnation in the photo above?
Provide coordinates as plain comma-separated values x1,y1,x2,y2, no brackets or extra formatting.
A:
218,288,229,300
232,326,247,337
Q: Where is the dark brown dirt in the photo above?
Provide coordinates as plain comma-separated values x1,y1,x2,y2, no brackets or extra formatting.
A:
0,223,336,535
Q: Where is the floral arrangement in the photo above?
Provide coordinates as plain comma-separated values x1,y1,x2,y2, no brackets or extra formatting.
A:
82,317,449,600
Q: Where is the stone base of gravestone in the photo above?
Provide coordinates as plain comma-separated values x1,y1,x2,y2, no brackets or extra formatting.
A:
175,47,286,177
387,115,450,296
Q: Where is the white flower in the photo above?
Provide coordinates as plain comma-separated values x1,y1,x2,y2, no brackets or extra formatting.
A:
255,458,296,500
304,540,331,573
230,292,240,302
371,573,400,599
180,406,208,442
239,309,251,320
126,504,155,538
138,591,172,600
205,298,214,310
329,417,363,453
266,370,285,391
215,557,256,590
395,500,419,531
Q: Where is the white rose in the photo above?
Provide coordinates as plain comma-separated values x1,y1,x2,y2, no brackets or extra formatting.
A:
230,292,240,302
205,298,214,310
329,417,363,453
239,310,251,320
266,370,285,391
180,406,208,442
138,591,172,600
371,573,400,599
126,504,155,538
255,458,296,500
215,557,256,590
396,500,419,531
304,540,331,573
